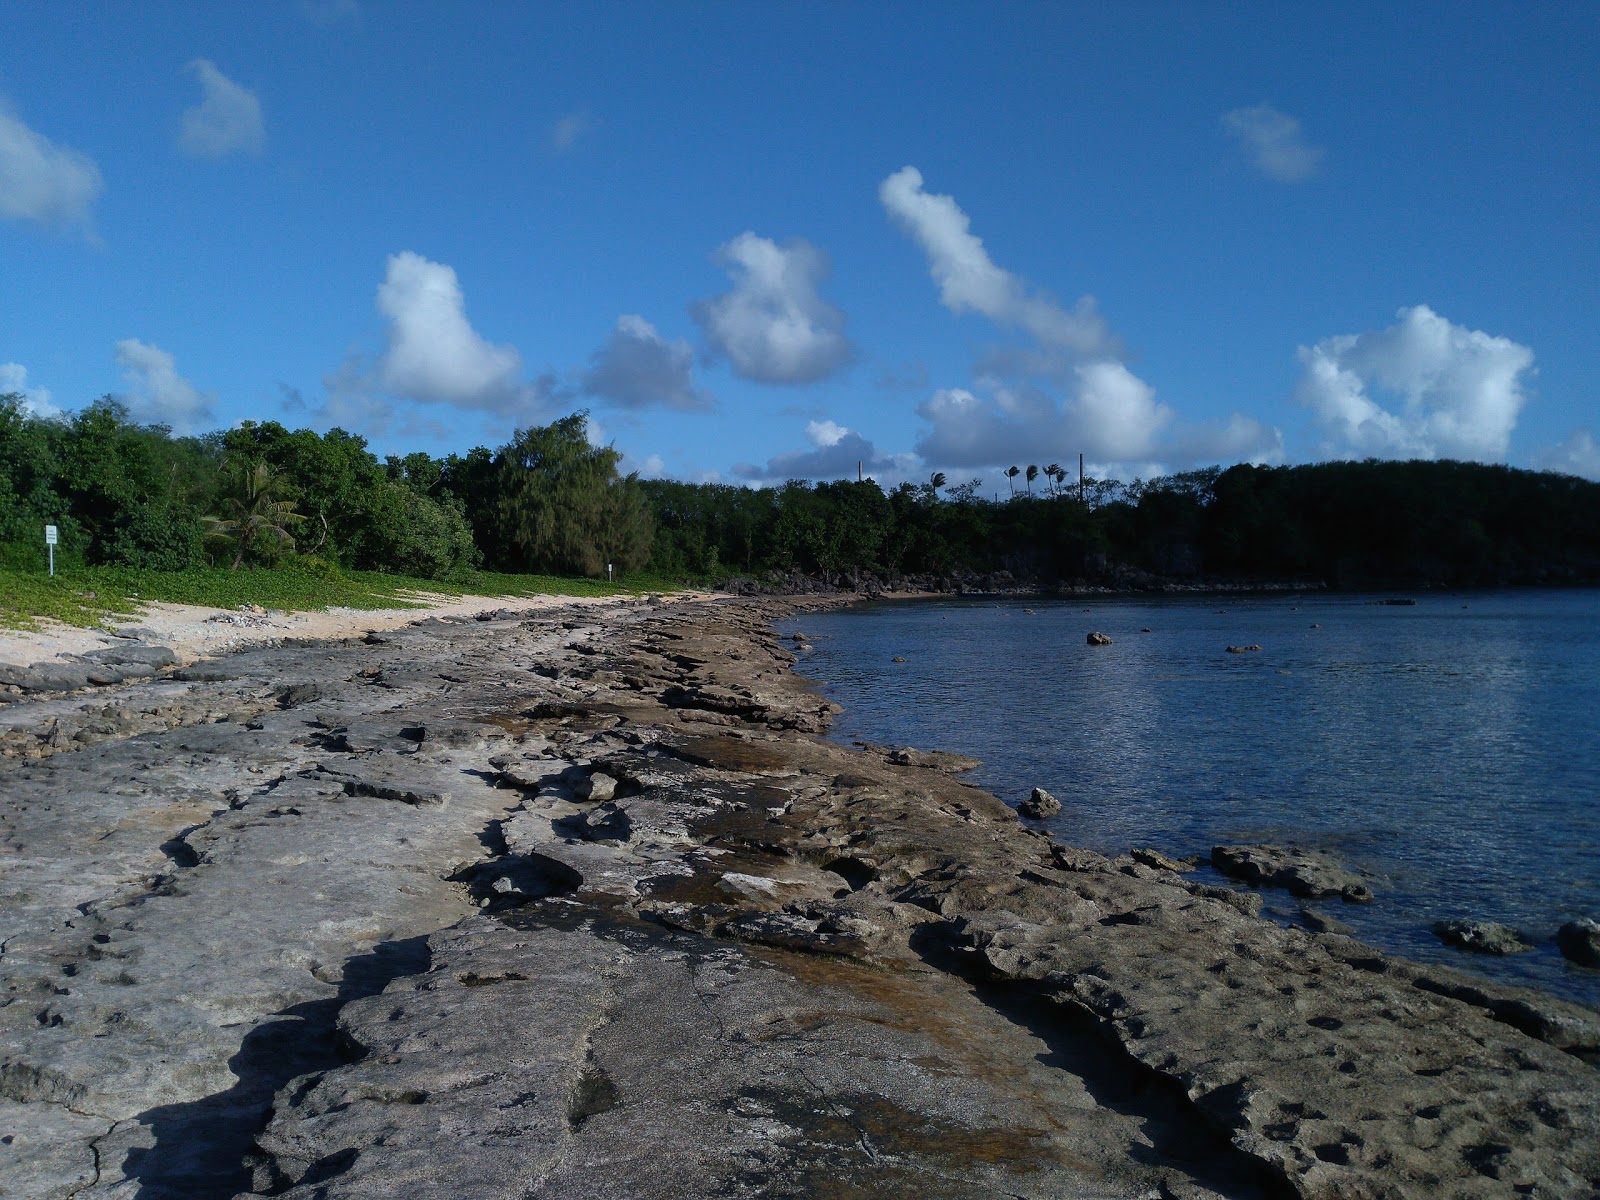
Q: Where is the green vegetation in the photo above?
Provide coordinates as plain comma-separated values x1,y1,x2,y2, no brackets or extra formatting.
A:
0,564,660,632
5,387,1600,633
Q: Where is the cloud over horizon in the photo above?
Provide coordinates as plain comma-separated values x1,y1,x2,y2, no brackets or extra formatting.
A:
582,314,713,411
114,338,214,432
375,251,548,415
1534,430,1600,481
693,233,854,384
882,166,1281,477
734,417,917,486
0,362,61,419
1222,103,1324,182
0,101,103,231
180,61,265,158
1296,304,1534,461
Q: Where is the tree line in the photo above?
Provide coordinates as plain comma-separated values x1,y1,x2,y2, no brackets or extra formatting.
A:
4,392,1599,588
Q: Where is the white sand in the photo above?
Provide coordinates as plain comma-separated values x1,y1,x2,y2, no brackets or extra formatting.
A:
0,589,719,670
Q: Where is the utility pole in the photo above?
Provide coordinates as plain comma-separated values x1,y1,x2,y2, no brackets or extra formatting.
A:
1078,454,1084,504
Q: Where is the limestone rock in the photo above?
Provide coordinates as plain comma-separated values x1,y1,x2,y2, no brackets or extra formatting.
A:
1432,918,1534,955
1018,787,1061,819
1130,847,1188,872
1211,843,1374,902
1558,918,1600,967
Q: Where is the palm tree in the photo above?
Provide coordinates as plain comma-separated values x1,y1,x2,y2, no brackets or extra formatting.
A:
1045,463,1063,497
1005,465,1020,497
1025,464,1038,497
928,471,947,492
204,461,303,569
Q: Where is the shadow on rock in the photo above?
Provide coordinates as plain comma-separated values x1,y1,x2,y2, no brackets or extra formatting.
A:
118,935,431,1200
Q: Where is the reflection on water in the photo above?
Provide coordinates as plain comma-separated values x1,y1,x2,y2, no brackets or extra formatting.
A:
791,589,1600,1008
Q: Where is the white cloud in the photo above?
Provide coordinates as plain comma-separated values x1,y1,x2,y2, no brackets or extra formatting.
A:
806,419,848,447
180,60,265,158
734,419,917,486
620,450,666,479
1534,430,1600,481
879,166,1114,357
914,369,1172,468
582,314,713,411
0,362,60,418
0,102,103,230
881,164,1283,476
692,232,853,384
375,251,551,416
114,339,214,432
1222,104,1323,183
1169,412,1285,466
1296,305,1534,461
550,112,593,151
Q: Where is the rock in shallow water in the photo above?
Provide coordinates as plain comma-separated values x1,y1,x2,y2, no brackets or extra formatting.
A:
1557,918,1600,967
1018,786,1061,819
1211,843,1374,902
1433,918,1534,955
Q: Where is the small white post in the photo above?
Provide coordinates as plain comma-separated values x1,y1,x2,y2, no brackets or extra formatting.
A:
44,524,58,577
607,562,613,583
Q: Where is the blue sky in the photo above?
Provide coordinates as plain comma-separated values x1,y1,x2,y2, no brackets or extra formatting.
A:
3,1,1598,486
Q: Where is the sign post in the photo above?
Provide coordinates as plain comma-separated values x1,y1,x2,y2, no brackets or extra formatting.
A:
44,524,58,577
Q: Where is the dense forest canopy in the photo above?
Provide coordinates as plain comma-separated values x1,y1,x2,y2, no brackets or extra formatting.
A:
3,393,1599,589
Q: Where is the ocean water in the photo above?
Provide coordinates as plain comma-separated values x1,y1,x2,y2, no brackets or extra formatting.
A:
785,589,1600,1008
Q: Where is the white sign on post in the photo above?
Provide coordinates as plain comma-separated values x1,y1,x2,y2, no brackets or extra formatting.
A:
45,524,57,577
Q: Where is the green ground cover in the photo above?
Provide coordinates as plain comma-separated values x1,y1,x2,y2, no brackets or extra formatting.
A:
0,564,680,632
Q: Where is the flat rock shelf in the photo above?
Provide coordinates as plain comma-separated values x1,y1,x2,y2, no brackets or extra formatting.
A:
1,596,1597,1198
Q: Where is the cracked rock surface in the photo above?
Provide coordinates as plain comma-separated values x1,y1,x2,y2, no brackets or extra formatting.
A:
1,596,1597,1199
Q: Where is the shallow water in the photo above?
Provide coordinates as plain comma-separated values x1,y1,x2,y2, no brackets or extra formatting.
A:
787,589,1600,1008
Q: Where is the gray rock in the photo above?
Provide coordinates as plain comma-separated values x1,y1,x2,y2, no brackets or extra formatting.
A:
1211,843,1374,902
1018,786,1061,819
1086,631,1113,646
1557,918,1600,967
1432,918,1534,955
82,644,179,669
579,770,619,801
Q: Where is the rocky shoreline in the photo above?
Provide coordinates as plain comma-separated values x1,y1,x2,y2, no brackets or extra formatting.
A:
2,595,1597,1198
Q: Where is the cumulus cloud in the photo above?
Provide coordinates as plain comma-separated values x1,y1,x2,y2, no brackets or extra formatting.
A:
180,60,265,158
734,419,917,486
114,339,214,432
1296,305,1534,461
880,166,1114,357
692,233,854,384
582,314,713,411
0,102,103,230
0,362,60,418
1222,104,1323,183
550,112,593,151
1168,412,1285,466
1533,430,1600,481
375,251,553,415
914,371,1154,468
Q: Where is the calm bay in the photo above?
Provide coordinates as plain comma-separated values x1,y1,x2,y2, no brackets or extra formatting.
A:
789,588,1600,1008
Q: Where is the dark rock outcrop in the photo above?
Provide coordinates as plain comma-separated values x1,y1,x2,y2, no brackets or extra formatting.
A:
1211,843,1375,902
